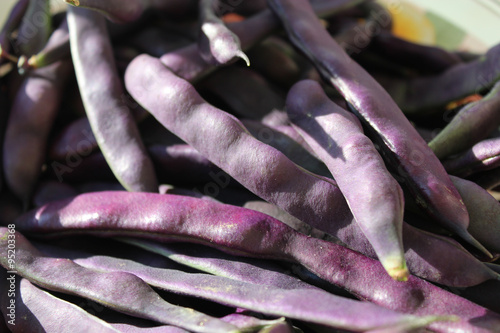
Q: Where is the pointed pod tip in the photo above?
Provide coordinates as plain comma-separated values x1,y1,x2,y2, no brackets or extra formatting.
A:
456,229,493,259
236,50,250,67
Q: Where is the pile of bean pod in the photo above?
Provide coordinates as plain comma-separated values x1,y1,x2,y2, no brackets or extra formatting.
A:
1,0,500,332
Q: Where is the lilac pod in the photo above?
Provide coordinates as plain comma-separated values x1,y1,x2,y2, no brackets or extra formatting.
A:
70,253,447,332
429,81,500,159
0,274,120,333
16,0,51,56
0,227,240,333
199,66,285,120
0,0,29,63
125,55,497,285
64,0,197,23
383,42,500,115
450,175,500,254
286,79,407,280
198,0,250,66
443,137,500,177
13,191,500,332
267,0,490,257
370,31,462,73
2,59,72,203
68,6,158,192
111,324,190,333
33,180,78,207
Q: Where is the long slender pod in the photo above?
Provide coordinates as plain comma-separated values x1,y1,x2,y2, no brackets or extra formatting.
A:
443,137,500,177
429,81,500,159
15,0,51,56
67,6,158,192
2,59,72,203
198,0,249,65
267,0,489,257
12,192,500,332
0,228,240,333
286,80,406,280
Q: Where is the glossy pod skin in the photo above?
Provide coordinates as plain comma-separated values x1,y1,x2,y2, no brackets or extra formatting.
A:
267,0,490,257
443,137,500,177
2,60,72,203
286,80,407,280
12,191,500,332
429,81,500,160
125,54,498,287
67,6,158,192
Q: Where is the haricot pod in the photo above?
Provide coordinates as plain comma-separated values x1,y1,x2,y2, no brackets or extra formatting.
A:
12,191,500,332
67,6,158,192
383,42,500,115
450,175,500,254
286,79,407,280
267,0,490,258
429,81,500,159
198,0,250,66
63,0,198,23
16,0,51,56
443,136,500,177
0,273,120,333
2,59,72,203
0,227,240,333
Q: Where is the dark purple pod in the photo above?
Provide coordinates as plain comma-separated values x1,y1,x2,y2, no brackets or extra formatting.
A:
68,6,158,192
0,190,22,226
443,137,500,177
33,180,79,207
49,116,97,161
2,59,72,203
370,31,462,74
16,0,51,56
268,0,490,258
430,81,500,159
469,167,500,190
12,192,500,332
286,79,407,280
198,0,250,66
457,280,500,315
0,0,29,64
128,27,192,58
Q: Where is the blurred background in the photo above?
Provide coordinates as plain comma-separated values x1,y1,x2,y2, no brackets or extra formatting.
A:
2,0,500,52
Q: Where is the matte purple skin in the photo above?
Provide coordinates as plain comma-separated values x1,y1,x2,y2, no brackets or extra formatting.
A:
430,81,500,159
68,6,158,192
125,55,496,287
450,175,500,254
16,0,51,56
0,228,239,333
72,255,445,332
33,180,79,207
268,0,481,255
2,60,72,202
286,79,406,280
371,31,462,73
0,275,120,333
49,116,98,161
64,0,198,23
384,42,500,115
160,0,356,82
12,191,500,332
0,0,29,63
199,67,285,120
443,137,500,177
198,0,249,66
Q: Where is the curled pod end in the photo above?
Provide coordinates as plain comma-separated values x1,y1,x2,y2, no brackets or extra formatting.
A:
235,50,250,67
455,228,493,259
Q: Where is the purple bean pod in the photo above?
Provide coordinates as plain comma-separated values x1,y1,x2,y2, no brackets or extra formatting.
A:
0,0,29,64
286,79,407,280
16,0,51,56
12,191,500,332
267,0,490,258
68,6,158,192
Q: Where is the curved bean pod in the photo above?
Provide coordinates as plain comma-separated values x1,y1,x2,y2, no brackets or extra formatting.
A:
286,79,406,280
13,191,500,332
443,137,500,177
430,81,500,159
268,0,489,257
68,6,158,192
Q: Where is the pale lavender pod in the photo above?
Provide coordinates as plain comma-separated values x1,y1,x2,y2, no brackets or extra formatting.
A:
11,192,500,332
0,228,239,333
268,0,490,258
443,137,500,177
68,6,158,192
286,79,407,280
198,0,249,65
